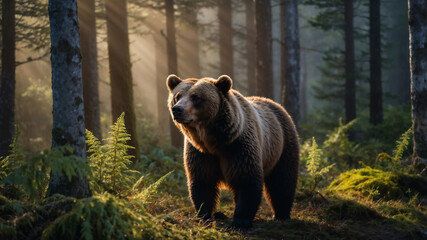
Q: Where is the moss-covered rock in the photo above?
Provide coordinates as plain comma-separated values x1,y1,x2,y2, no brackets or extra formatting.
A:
329,167,427,200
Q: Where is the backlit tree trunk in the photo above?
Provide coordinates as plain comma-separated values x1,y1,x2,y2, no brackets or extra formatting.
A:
0,0,16,158
255,0,273,98
280,0,300,127
369,0,383,125
105,0,139,157
246,0,256,96
78,0,102,139
179,9,201,78
408,0,427,168
154,28,170,138
344,0,356,124
166,0,184,148
218,0,233,78
46,0,90,198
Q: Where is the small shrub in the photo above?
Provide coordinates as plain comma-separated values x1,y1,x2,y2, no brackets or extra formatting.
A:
375,128,412,172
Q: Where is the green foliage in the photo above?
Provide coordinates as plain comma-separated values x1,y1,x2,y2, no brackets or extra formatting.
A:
86,113,140,195
0,126,25,181
300,137,335,194
376,128,412,172
136,147,186,194
325,199,382,221
2,146,91,201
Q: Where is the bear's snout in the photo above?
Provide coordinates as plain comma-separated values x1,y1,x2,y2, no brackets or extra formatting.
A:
172,105,184,116
172,105,192,124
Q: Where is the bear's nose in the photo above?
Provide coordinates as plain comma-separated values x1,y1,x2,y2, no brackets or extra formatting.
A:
172,106,184,115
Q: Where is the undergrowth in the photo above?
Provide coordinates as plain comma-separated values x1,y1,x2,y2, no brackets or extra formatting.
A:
0,115,426,239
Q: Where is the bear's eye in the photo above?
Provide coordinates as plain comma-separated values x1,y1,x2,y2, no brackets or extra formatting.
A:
190,94,200,102
174,93,182,102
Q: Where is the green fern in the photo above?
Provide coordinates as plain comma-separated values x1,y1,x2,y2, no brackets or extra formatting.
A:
2,146,91,200
306,137,335,194
376,128,412,172
86,113,140,195
0,126,25,181
392,128,412,165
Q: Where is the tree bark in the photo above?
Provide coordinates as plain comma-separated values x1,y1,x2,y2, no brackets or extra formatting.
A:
246,0,256,96
408,0,427,168
78,0,102,139
255,0,273,98
280,0,300,127
344,0,356,124
369,0,383,125
218,0,233,78
166,0,184,148
0,0,16,158
105,0,139,157
46,0,90,198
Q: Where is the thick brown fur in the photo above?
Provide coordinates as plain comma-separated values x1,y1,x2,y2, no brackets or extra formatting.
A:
167,74,299,229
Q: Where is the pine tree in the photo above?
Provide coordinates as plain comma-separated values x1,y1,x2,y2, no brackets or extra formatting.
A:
218,0,233,78
408,0,427,169
280,0,300,127
255,0,273,98
0,0,16,158
46,0,90,198
105,0,139,158
79,0,102,139
166,0,184,148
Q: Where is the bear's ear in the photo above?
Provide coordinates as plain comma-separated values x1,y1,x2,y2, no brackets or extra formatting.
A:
166,74,182,92
215,75,232,94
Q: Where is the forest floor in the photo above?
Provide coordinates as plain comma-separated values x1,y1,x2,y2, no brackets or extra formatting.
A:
144,183,427,240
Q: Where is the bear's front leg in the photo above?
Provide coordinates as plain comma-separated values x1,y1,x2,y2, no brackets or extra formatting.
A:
230,175,263,229
185,142,221,221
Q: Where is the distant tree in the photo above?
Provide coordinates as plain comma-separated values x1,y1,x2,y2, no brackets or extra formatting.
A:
344,0,356,124
408,0,427,169
177,3,202,78
46,0,90,198
245,0,256,96
0,0,16,158
78,0,102,139
105,0,139,158
218,0,233,78
166,0,184,147
369,0,383,125
255,0,273,98
280,0,300,127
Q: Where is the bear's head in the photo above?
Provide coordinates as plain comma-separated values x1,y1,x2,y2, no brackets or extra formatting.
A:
166,74,232,126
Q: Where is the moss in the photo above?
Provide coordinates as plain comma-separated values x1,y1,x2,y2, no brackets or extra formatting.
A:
329,167,427,201
326,199,383,221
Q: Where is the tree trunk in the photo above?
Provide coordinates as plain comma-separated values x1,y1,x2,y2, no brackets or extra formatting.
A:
0,0,16,158
280,0,300,127
154,29,170,138
78,0,102,139
300,51,307,123
218,0,233,78
408,0,427,168
46,0,90,198
255,0,273,98
105,0,139,157
246,0,256,96
344,0,356,124
166,0,184,148
369,0,383,125
179,9,201,78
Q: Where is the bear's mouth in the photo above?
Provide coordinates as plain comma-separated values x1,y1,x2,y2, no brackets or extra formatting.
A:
174,117,193,125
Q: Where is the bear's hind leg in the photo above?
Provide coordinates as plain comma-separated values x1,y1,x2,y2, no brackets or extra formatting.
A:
264,149,299,220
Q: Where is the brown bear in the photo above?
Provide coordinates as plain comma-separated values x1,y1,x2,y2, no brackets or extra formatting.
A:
166,74,299,229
